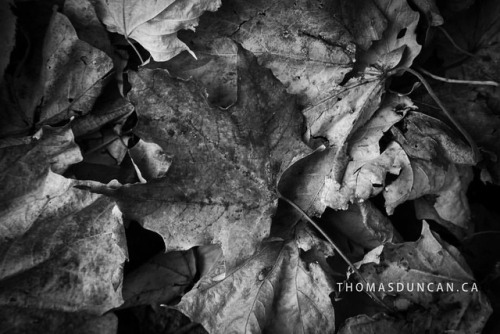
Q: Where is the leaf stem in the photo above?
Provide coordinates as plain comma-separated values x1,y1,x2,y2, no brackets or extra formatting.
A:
276,191,395,312
121,0,145,64
416,66,499,87
393,67,480,164
437,26,477,59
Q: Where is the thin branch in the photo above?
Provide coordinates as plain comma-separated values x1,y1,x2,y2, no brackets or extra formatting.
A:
417,66,499,87
276,190,394,312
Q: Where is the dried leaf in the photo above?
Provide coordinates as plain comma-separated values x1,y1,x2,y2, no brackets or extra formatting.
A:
163,37,239,109
37,11,113,125
85,47,309,269
0,308,118,334
176,226,336,334
354,222,492,333
122,250,196,307
92,0,221,61
0,125,127,317
338,314,413,334
0,125,82,241
321,201,401,250
63,0,114,56
356,0,422,71
129,139,172,181
0,0,16,83
411,0,443,26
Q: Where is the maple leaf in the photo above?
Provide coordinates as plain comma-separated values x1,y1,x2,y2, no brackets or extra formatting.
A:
85,46,309,269
91,0,221,62
352,221,492,333
176,225,336,334
0,125,127,329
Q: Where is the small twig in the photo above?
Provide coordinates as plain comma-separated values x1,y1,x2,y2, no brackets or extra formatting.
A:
417,66,499,87
277,190,394,312
437,26,477,59
393,67,480,164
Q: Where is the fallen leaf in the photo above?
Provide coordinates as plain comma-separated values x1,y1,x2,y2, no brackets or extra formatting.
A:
92,0,221,61
37,11,113,125
321,200,401,251
0,125,127,319
122,250,196,308
390,111,475,232
176,225,336,334
162,37,239,109
85,47,309,269
353,221,492,333
412,0,443,26
355,0,422,71
0,0,16,83
0,124,82,241
63,0,114,56
338,313,413,334
0,308,118,334
129,139,172,181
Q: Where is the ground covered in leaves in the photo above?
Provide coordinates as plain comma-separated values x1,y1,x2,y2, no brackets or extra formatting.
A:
1,0,500,333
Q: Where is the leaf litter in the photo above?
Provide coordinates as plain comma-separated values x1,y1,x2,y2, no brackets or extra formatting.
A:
0,0,499,333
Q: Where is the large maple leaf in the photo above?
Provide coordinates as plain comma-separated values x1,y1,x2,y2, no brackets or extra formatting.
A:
176,224,336,334
87,46,309,269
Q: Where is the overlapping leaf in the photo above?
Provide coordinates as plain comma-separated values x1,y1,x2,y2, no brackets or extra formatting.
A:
86,47,309,269
352,222,492,333
92,0,221,61
0,125,127,327
176,225,336,334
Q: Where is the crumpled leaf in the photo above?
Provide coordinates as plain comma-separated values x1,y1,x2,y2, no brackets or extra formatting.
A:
278,94,413,216
390,111,475,232
0,0,16,83
353,221,492,333
321,200,401,250
85,47,309,269
356,0,422,71
92,0,221,62
129,139,172,181
412,0,443,26
0,125,128,317
122,250,196,308
0,124,82,240
35,11,113,125
176,225,336,334
341,94,415,210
